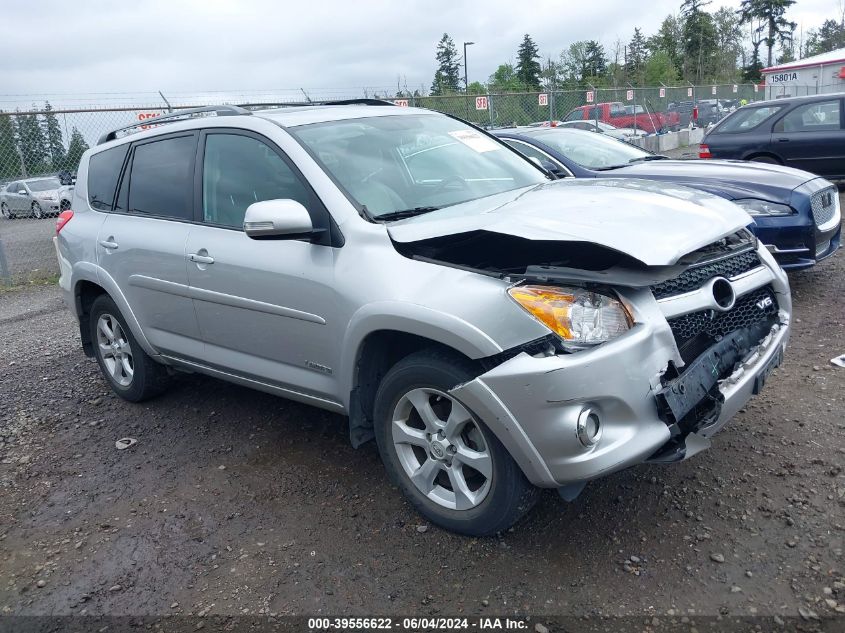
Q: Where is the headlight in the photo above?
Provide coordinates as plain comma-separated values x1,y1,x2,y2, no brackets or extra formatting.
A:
734,199,793,216
507,285,632,350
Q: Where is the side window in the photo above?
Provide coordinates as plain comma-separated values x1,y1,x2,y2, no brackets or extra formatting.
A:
202,133,309,229
565,110,583,122
88,145,129,211
776,100,842,133
503,139,548,163
127,135,195,219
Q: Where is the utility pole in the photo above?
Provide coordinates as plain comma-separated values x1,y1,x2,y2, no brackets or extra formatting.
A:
463,41,475,91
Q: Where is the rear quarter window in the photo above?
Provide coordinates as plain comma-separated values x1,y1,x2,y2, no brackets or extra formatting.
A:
88,145,129,211
715,106,784,134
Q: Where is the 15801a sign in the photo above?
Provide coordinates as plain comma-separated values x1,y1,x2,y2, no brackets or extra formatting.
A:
768,71,799,84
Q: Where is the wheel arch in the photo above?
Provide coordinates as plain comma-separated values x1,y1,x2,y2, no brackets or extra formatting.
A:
345,327,487,448
743,151,783,164
72,268,158,359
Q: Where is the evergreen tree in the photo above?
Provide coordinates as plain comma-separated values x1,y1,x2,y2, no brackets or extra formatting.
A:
681,0,718,83
625,28,648,84
584,41,607,77
64,127,89,173
738,0,796,67
805,19,845,55
515,34,542,90
647,15,684,77
15,107,48,176
713,7,743,81
430,34,461,95
42,102,65,172
0,112,22,179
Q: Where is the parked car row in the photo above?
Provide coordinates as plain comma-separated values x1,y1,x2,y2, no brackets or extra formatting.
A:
496,125,841,270
0,176,74,219
55,100,808,535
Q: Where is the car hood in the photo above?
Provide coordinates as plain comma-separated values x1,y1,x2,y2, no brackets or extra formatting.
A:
387,179,752,267
608,159,816,202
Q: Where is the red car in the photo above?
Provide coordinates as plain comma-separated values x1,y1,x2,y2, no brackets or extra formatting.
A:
564,101,680,134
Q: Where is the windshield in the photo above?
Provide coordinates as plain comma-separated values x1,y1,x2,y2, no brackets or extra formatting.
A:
525,129,650,169
716,105,784,133
290,114,547,219
27,178,61,192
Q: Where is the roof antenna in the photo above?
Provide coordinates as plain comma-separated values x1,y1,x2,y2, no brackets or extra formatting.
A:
159,91,173,113
300,88,312,104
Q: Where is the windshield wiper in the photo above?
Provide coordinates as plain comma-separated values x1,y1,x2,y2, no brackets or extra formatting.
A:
628,155,669,163
376,206,441,222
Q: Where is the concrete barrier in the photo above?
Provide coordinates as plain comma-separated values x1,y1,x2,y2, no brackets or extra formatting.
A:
628,127,705,153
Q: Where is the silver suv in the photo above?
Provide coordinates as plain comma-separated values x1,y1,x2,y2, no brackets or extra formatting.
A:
55,102,791,535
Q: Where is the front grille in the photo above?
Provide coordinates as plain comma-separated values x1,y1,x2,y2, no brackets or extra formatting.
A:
651,249,761,299
667,286,779,364
811,187,838,227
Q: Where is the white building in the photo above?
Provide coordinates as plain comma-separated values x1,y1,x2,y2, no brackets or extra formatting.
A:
761,48,845,99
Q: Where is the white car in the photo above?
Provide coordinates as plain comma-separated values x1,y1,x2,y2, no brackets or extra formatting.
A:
558,120,647,140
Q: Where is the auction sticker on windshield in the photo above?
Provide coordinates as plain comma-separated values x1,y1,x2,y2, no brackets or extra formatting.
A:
448,130,500,153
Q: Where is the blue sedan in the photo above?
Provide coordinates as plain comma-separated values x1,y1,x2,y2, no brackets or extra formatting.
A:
495,127,841,270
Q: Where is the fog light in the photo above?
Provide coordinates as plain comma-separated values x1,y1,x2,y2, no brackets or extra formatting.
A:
576,408,602,447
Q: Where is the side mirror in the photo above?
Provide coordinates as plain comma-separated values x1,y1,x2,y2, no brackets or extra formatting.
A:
540,159,567,178
243,199,315,240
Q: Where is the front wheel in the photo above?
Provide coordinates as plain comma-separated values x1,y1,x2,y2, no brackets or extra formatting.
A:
374,350,539,536
89,295,170,402
0,203,12,219
31,201,43,219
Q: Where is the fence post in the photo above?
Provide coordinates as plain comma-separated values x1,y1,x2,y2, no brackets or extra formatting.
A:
0,237,11,286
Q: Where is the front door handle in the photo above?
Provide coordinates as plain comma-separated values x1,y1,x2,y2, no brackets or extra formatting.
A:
99,239,119,250
776,137,790,142
188,253,215,265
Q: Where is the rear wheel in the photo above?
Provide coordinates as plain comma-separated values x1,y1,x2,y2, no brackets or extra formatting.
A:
89,295,169,402
31,201,43,219
374,350,539,536
749,154,782,165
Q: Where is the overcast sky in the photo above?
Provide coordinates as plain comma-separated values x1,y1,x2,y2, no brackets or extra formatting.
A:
1,0,839,108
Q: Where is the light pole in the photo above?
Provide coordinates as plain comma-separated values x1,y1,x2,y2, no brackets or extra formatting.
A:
463,41,475,91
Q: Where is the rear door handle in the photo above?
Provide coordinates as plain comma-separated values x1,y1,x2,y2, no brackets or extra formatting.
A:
188,253,215,265
99,240,119,250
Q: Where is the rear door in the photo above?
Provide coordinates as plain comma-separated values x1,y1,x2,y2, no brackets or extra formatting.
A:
97,132,203,359
185,129,340,401
771,97,845,177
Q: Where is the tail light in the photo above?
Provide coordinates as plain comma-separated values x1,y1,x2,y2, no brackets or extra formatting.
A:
699,144,712,159
56,210,74,234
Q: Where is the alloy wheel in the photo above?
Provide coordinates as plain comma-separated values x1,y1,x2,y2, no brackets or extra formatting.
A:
32,202,43,219
96,313,134,387
1,203,8,219
391,387,492,510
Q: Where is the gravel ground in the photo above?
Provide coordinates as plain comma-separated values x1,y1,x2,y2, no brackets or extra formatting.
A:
1,226,844,624
0,217,58,284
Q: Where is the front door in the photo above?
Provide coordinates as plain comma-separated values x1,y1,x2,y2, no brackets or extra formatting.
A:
185,130,340,402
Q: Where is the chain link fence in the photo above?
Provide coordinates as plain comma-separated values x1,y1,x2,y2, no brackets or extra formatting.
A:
0,81,822,285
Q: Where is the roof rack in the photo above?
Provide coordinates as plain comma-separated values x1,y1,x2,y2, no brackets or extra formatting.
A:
97,105,251,145
237,98,398,110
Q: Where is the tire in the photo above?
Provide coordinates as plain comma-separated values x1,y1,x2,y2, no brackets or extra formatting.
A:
373,350,539,536
89,294,169,402
0,203,12,220
749,155,782,165
31,201,43,219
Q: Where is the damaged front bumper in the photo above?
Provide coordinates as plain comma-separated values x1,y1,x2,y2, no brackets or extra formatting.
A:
450,250,791,489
